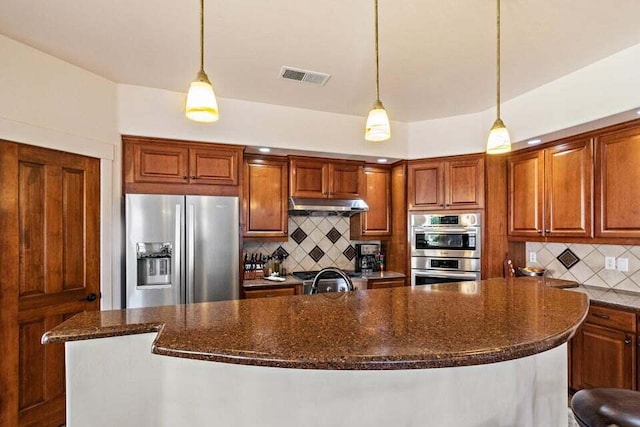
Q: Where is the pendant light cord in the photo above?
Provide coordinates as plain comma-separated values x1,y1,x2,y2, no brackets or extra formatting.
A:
374,0,380,103
496,0,501,119
200,0,205,72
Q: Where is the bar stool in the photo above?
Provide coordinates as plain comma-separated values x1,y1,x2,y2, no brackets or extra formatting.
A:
571,388,640,427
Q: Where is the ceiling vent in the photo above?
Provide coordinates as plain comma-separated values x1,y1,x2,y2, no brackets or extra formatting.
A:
280,66,331,86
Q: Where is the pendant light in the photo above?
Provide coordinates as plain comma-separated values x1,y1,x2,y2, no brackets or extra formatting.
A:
185,0,219,123
486,0,511,154
365,0,391,142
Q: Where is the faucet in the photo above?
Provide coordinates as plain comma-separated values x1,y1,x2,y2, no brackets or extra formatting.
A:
310,268,355,294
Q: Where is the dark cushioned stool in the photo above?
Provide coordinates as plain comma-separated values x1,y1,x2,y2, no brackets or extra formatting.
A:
571,388,640,427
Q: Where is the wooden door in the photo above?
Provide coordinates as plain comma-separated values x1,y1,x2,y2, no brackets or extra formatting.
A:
595,126,640,238
445,157,484,209
131,141,189,184
289,157,328,198
350,166,390,238
243,156,288,238
545,139,593,237
408,160,444,210
189,146,240,186
571,323,635,390
0,141,100,427
328,161,364,199
508,150,544,237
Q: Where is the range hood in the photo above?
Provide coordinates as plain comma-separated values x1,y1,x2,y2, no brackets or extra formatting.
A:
288,197,368,217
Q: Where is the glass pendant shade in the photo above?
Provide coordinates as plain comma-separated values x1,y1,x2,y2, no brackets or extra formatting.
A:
365,100,391,142
186,70,219,123
486,118,511,154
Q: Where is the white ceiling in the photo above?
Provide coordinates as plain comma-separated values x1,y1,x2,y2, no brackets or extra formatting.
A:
1,1,640,122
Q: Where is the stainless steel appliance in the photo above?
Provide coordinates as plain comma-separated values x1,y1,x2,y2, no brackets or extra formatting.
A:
288,197,368,217
292,270,366,294
125,194,239,308
355,243,380,273
410,213,481,286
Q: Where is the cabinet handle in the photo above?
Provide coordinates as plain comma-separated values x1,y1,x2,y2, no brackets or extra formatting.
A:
536,230,542,234
544,229,550,233
591,313,610,320
625,338,632,345
264,294,275,298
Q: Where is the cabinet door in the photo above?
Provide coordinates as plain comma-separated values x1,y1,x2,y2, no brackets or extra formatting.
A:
329,161,364,199
189,146,240,186
572,323,635,390
508,150,544,237
133,142,189,184
445,157,484,209
243,287,296,299
351,166,391,237
408,160,444,210
243,156,288,238
545,139,593,237
595,126,640,238
289,158,328,198
368,278,405,289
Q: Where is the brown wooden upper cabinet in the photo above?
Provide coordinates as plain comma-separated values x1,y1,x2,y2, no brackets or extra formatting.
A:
350,165,391,239
123,135,243,195
595,126,640,238
508,138,593,238
408,155,484,211
243,155,288,239
289,156,364,199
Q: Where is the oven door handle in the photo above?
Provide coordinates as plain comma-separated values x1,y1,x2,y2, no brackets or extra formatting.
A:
413,271,479,280
420,228,476,234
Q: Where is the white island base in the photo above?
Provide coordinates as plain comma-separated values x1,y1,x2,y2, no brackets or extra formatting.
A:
66,333,568,427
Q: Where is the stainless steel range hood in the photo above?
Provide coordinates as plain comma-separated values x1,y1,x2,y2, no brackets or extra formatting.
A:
288,197,368,217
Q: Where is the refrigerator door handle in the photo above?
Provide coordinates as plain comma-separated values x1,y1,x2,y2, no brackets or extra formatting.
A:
186,203,195,304
174,204,183,304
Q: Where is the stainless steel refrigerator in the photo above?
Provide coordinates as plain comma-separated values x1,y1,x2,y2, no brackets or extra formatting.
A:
125,194,239,308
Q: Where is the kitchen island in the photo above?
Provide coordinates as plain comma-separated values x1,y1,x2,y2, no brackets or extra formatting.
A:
43,278,588,427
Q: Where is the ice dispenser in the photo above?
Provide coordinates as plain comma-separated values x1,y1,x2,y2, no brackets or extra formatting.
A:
136,242,172,286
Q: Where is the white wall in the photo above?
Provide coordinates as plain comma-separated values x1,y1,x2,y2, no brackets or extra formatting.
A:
0,35,122,310
408,42,640,159
117,84,410,159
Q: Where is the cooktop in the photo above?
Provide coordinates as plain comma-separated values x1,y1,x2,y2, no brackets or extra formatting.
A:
291,270,361,281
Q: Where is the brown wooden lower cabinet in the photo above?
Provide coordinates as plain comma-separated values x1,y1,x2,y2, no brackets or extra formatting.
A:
570,305,637,391
367,278,406,290
243,287,297,299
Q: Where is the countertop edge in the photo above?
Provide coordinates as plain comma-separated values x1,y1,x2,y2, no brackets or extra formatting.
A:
41,322,163,345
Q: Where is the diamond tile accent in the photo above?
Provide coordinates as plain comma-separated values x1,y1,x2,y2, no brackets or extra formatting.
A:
309,245,325,262
326,227,341,243
343,245,356,261
290,227,308,244
273,246,289,259
557,248,580,270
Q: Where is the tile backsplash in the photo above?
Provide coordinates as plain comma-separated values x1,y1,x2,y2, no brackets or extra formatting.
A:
526,242,640,292
244,216,378,273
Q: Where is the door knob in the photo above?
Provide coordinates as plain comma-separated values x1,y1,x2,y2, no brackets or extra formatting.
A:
80,293,98,302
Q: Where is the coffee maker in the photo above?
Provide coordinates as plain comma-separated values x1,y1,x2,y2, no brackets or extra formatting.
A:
355,244,381,273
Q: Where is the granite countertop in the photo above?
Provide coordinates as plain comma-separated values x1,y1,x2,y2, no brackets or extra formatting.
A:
568,285,640,314
242,271,406,289
43,278,587,370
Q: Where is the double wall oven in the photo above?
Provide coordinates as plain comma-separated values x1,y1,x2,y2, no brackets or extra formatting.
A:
410,213,482,286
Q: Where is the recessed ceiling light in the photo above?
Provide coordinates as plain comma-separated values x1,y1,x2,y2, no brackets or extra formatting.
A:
377,158,388,163
258,147,271,153
527,139,542,145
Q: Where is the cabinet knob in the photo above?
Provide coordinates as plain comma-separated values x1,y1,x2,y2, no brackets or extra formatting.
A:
191,176,197,180
182,176,188,180
544,229,550,233
536,230,542,234
625,338,632,345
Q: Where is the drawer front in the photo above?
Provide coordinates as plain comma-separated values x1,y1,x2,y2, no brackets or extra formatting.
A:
368,279,406,289
588,305,636,333
243,287,296,299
